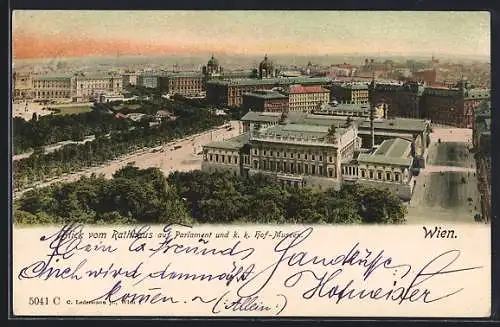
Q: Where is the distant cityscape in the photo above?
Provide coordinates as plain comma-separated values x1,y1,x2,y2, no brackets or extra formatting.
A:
12,50,491,224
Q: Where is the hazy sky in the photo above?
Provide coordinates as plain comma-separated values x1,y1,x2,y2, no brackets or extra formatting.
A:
12,11,490,59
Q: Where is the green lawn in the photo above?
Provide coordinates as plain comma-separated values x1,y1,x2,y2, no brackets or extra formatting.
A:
54,105,93,115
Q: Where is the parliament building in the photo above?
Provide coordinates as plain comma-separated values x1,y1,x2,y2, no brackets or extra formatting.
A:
202,108,431,200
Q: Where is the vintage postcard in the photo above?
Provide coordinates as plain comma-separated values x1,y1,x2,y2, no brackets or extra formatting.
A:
11,11,491,317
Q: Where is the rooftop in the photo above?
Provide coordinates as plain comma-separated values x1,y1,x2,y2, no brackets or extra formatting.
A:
34,73,72,80
207,76,331,87
76,73,121,80
242,111,429,133
357,138,413,166
287,85,330,94
332,83,369,90
205,133,249,150
254,123,345,144
163,72,203,78
317,103,371,113
241,111,283,123
243,90,288,100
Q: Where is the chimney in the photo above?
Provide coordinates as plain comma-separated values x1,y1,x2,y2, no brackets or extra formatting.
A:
370,101,375,149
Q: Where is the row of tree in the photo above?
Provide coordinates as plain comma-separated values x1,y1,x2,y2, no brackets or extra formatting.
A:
13,107,226,190
13,97,212,154
167,170,407,224
13,109,129,154
14,167,407,225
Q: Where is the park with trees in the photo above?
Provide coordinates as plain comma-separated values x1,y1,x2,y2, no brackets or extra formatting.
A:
13,98,227,190
14,167,407,225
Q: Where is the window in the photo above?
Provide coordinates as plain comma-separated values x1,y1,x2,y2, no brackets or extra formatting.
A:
228,156,231,164
312,155,315,161
377,171,382,180
395,173,400,182
234,156,238,164
305,154,308,160
329,156,333,162
284,152,287,158
361,170,365,178
319,166,323,175
215,154,219,162
304,164,309,174
319,156,323,161
369,170,374,179
221,155,225,163
291,153,294,159
291,163,295,173
386,172,391,180
254,149,258,155
264,150,266,155
254,161,258,169
328,169,333,177
270,151,273,156
277,152,280,157
311,166,316,175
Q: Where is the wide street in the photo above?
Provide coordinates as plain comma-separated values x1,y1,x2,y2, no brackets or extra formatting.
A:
13,120,242,199
406,127,482,224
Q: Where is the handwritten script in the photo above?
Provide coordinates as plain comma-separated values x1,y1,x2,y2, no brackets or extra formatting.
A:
15,223,486,316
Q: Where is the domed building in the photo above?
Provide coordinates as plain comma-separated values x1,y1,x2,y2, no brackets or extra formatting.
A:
259,54,276,79
202,54,223,78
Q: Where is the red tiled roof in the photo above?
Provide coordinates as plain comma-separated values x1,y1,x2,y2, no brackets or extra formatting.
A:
288,85,329,94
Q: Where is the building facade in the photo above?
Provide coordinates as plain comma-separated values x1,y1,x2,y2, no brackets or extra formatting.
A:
204,112,420,199
32,74,73,101
369,81,424,119
241,111,431,168
27,72,123,102
421,82,490,128
207,76,331,107
13,72,34,101
242,90,289,113
285,85,330,112
370,79,490,128
122,73,138,87
137,73,161,89
72,73,123,102
330,83,369,104
159,72,204,97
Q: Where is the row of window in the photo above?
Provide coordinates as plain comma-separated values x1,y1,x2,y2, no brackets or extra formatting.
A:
206,154,239,165
253,160,336,177
78,83,120,89
35,91,71,98
34,82,71,88
253,149,334,162
342,166,402,182
170,81,203,86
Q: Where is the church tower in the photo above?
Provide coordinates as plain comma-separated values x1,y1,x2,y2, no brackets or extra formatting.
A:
259,54,275,79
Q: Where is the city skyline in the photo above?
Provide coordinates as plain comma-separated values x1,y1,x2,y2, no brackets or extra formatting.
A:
12,11,490,60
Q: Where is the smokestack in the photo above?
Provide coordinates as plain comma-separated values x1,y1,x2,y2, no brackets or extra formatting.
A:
370,70,376,149
370,102,375,149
